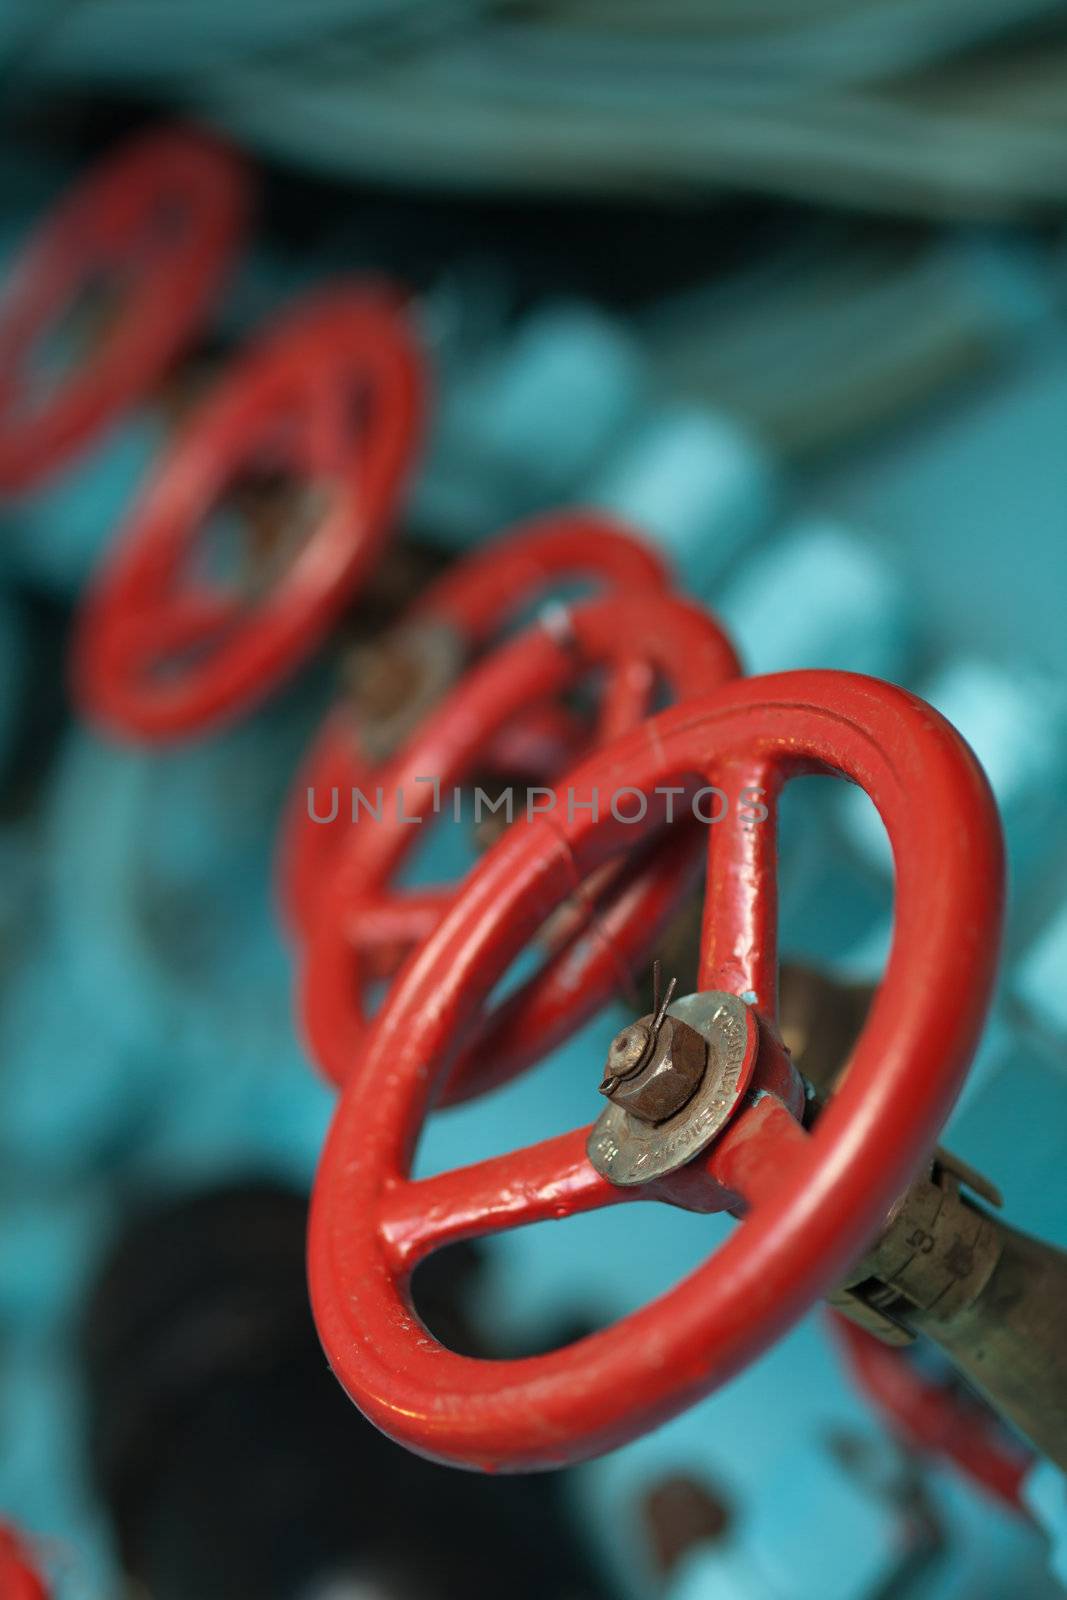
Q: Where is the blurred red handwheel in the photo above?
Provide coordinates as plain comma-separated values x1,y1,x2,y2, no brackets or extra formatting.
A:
0,125,248,491
277,510,672,939
830,1312,1031,1511
300,589,740,1090
72,285,424,740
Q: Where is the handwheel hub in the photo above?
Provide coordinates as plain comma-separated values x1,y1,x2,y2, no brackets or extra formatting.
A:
344,617,463,760
588,989,758,1187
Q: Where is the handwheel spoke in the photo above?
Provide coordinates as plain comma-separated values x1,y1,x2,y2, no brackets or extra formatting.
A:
596,655,657,745
109,586,242,665
377,1128,634,1274
702,1091,809,1212
347,885,453,974
483,699,586,781
377,1095,797,1278
699,754,782,1023
616,1092,810,1217
442,825,702,1106
305,354,364,476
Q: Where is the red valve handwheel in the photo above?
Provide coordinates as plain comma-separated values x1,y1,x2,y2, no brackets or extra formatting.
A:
277,510,672,938
309,671,1004,1471
0,1527,48,1600
300,590,739,1091
830,1313,1031,1512
0,125,248,491
72,285,424,740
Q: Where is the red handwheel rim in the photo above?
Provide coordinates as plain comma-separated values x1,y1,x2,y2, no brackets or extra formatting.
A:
411,508,672,639
277,509,672,940
300,590,740,1089
72,284,425,740
0,1527,49,1600
309,671,1004,1471
0,125,249,490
